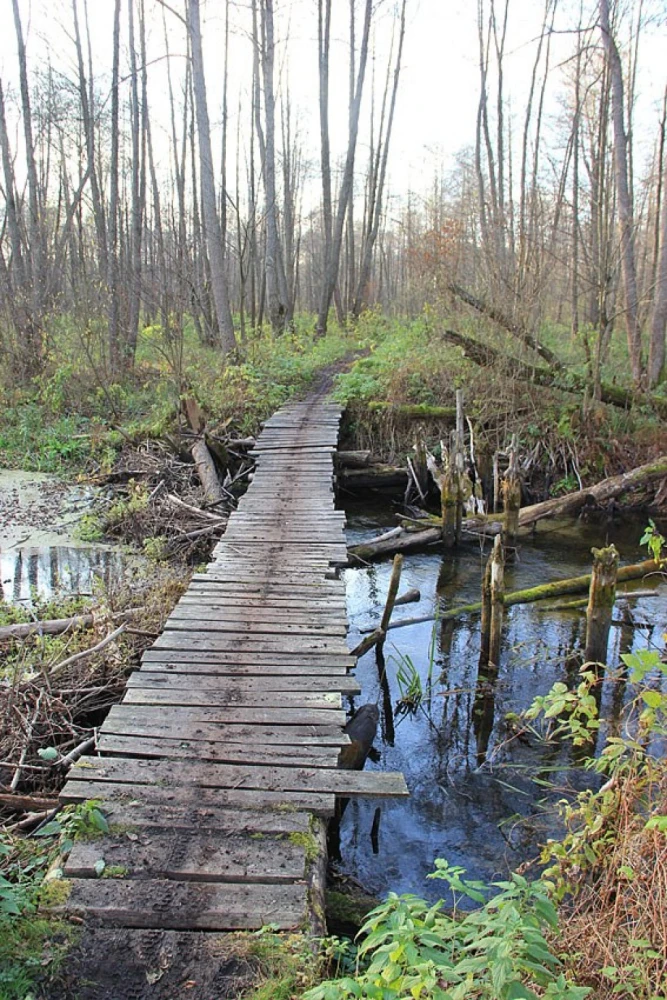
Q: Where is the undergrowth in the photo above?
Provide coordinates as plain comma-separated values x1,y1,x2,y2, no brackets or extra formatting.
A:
0,314,360,474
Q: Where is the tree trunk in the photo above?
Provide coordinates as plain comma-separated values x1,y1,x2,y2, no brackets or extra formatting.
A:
599,0,643,385
187,0,236,354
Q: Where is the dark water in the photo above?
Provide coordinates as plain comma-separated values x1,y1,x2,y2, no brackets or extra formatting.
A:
0,545,128,604
338,502,667,900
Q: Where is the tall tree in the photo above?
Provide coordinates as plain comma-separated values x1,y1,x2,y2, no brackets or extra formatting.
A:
599,0,643,385
186,0,236,353
317,0,373,334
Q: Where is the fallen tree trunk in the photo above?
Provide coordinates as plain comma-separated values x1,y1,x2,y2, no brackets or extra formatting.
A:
349,526,442,562
413,456,667,538
517,457,667,527
367,402,456,420
0,614,96,642
440,327,667,419
339,465,408,491
336,450,372,468
0,792,59,812
384,556,667,632
191,438,224,504
448,283,562,368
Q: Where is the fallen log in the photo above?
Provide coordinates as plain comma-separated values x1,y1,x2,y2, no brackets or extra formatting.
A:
517,456,667,527
384,556,667,632
448,283,561,367
191,438,224,504
349,526,442,562
336,450,372,468
0,792,59,813
166,493,227,522
339,465,408,491
367,402,456,420
413,456,667,539
440,327,667,419
0,614,96,642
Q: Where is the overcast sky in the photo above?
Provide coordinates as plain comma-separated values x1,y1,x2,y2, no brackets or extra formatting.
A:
0,0,665,201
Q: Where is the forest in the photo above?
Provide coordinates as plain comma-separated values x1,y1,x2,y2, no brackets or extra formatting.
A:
1,0,667,998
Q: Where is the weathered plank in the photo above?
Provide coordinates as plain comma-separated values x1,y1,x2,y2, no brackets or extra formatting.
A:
65,832,307,883
98,733,340,767
65,878,308,930
71,755,410,798
93,802,313,835
129,671,361,692
60,779,336,815
123,688,342,710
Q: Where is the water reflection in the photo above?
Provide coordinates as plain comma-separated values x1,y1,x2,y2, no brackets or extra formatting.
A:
341,505,667,901
0,545,127,604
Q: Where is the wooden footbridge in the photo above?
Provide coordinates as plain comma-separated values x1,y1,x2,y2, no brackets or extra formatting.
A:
59,397,407,935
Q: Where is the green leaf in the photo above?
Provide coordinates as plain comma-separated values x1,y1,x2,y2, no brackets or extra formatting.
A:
37,747,59,762
641,690,663,709
506,984,540,1000
94,858,106,877
33,820,62,838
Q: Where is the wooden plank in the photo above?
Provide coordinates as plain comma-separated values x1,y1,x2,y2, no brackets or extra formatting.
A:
65,832,307,883
92,802,313,835
98,734,341,767
152,633,352,654
107,703,345,726
71,756,410,798
161,617,346,637
60,779,336,816
103,705,349,744
129,671,360,692
122,688,342,709
65,878,307,930
140,648,356,668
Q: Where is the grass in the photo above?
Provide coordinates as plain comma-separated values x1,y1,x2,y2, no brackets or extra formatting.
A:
0,313,362,474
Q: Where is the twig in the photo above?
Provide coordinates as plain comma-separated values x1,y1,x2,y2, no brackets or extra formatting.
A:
59,736,96,770
49,624,127,679
165,493,227,522
10,692,43,791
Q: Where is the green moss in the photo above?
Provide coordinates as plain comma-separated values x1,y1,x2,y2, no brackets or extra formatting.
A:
37,877,72,910
289,831,320,865
101,865,128,879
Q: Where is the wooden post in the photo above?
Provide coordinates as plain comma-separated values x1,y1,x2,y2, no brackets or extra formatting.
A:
379,554,404,637
441,443,458,548
501,437,521,555
478,553,492,669
584,544,619,667
413,425,429,497
489,535,505,669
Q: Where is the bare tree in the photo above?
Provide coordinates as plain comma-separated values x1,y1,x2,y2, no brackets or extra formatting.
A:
186,0,236,353
599,0,643,385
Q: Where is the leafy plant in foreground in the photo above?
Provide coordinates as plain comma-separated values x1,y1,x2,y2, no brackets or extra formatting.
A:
304,860,589,1000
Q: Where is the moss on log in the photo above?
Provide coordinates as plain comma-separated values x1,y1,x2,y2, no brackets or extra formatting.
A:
367,402,457,420
385,557,667,631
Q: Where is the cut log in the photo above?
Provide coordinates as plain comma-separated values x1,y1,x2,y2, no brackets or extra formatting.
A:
338,465,408,491
192,438,224,504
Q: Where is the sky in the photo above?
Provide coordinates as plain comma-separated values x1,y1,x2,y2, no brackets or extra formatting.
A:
0,0,666,205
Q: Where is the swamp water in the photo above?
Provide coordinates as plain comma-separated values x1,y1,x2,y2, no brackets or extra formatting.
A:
0,469,131,604
338,501,667,901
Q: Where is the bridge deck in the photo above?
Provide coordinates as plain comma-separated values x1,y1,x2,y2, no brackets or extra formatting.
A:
59,397,407,933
